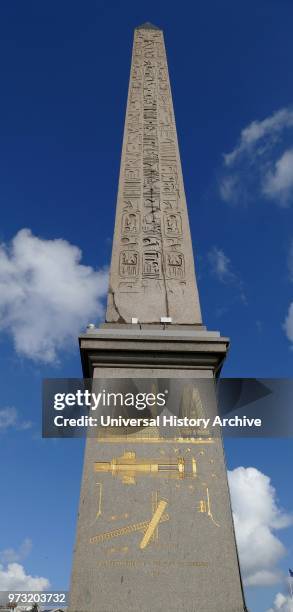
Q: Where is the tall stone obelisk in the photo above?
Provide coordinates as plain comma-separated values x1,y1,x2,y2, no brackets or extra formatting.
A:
69,23,247,612
105,22,201,325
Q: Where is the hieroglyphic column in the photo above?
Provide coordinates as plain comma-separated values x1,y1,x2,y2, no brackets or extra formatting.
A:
106,23,202,324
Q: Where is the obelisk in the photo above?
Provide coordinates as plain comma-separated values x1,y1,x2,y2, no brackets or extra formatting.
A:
105,22,201,325
69,23,247,612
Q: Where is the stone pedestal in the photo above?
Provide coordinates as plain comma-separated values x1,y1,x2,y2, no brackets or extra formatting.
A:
69,325,247,612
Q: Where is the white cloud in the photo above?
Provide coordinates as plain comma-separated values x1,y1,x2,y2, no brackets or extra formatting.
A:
0,229,108,363
0,563,49,590
224,108,293,166
0,539,32,564
0,407,18,430
228,467,293,587
0,407,32,432
208,247,235,283
284,303,293,344
219,175,240,203
0,540,49,591
207,247,246,306
263,149,293,205
267,592,293,611
220,107,293,206
283,243,293,345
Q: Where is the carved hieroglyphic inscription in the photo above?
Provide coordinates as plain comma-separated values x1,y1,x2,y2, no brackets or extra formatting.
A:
106,26,202,323
119,251,139,277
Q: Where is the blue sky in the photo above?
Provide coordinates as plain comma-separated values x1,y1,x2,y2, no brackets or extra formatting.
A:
0,1,293,610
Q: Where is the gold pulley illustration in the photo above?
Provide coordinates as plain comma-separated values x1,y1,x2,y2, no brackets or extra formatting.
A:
94,451,197,484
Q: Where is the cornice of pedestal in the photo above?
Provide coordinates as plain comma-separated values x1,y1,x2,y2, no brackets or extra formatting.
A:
79,324,229,378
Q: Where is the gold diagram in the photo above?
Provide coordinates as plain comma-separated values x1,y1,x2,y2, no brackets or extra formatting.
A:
151,491,159,543
139,500,168,550
95,482,103,519
89,513,169,545
95,431,214,444
93,451,197,484
110,513,129,521
104,546,129,555
197,487,220,527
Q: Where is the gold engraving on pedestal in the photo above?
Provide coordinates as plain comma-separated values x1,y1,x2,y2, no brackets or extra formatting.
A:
93,452,197,484
110,513,129,522
95,429,214,444
151,491,159,542
89,513,169,545
95,482,103,519
96,560,209,568
139,499,168,550
197,487,220,527
104,546,129,555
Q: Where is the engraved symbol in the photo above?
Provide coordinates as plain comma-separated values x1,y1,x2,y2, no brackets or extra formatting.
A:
162,197,179,212
144,196,160,211
125,167,140,180
151,490,159,543
142,251,161,278
196,488,220,527
122,212,140,235
144,63,155,80
198,500,207,513
96,482,103,519
132,67,142,80
143,236,161,249
164,213,182,237
89,513,169,545
160,127,174,141
126,140,141,154
95,430,215,444
165,252,185,279
139,500,168,550
94,452,196,484
158,67,167,81
143,212,161,233
105,546,129,555
110,513,129,521
119,250,139,277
